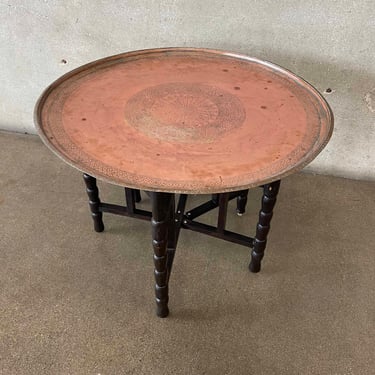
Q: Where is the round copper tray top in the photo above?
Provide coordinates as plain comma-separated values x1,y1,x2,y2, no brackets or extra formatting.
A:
35,48,333,193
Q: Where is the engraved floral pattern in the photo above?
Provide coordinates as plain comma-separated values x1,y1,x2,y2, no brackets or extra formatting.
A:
125,83,246,143
149,93,219,128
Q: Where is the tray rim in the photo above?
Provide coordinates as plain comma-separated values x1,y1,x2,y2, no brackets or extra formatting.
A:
34,47,334,193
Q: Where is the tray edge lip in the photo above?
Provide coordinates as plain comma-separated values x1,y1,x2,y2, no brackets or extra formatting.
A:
33,47,334,193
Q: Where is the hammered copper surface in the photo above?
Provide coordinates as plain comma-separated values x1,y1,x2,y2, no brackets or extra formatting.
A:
35,48,333,193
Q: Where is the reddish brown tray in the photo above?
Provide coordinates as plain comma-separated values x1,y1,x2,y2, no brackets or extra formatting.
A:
35,48,333,193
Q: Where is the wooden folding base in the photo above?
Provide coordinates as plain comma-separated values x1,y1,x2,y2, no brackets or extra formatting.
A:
83,174,281,318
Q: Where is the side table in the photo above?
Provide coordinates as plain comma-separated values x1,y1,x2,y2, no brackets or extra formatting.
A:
34,48,333,317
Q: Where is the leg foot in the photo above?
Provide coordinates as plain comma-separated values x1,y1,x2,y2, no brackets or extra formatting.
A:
249,257,261,273
156,297,169,318
83,174,104,232
151,192,174,318
249,181,280,273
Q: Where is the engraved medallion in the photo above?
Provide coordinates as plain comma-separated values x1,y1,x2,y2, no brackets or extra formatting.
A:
125,83,246,142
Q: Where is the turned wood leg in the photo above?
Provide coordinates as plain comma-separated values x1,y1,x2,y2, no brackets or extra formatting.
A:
236,189,249,216
83,174,104,232
249,180,280,273
151,192,174,318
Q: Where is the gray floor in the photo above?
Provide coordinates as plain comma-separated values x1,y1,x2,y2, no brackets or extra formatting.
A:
0,131,374,374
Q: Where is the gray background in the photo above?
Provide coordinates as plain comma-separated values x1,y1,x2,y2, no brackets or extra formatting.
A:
1,0,374,179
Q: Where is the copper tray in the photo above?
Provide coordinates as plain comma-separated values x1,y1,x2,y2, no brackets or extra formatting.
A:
34,48,333,193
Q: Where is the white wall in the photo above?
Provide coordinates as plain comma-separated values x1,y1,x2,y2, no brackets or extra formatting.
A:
1,0,374,180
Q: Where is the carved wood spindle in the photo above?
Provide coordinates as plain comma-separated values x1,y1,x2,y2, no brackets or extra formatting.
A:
83,174,104,232
151,192,174,318
236,189,249,216
249,180,280,273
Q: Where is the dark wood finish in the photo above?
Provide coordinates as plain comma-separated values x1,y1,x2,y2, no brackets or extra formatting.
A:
124,188,135,214
185,191,239,220
175,194,188,242
133,189,142,203
217,193,229,233
166,195,177,277
249,180,281,273
236,189,249,216
81,181,280,315
211,194,219,204
166,194,187,278
99,202,151,221
183,219,254,248
151,192,174,318
83,174,104,232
